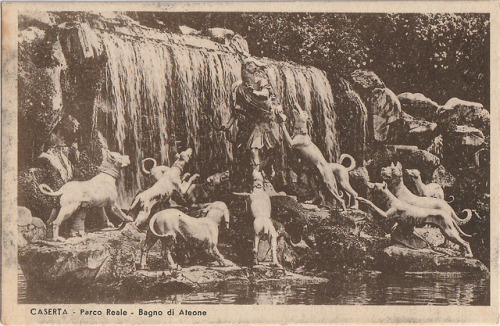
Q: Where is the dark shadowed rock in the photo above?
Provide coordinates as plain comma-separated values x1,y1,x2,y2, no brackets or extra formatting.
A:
333,78,368,164
19,22,67,167
350,70,385,93
449,125,485,147
368,88,402,142
386,112,439,149
367,145,440,182
398,92,440,121
431,164,456,189
437,98,490,134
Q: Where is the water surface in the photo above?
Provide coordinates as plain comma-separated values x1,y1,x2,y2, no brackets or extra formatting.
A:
19,269,489,305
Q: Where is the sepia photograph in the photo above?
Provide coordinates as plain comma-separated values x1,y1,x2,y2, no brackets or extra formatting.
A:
2,1,499,324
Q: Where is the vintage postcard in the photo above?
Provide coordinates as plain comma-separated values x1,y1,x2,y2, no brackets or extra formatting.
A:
2,1,499,324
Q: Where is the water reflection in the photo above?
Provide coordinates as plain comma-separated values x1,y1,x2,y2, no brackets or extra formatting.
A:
19,269,489,305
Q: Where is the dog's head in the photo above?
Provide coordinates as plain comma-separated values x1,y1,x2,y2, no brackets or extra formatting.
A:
292,103,310,128
206,170,230,186
381,162,403,182
367,181,392,201
405,169,421,182
252,170,264,189
175,148,193,164
102,149,130,169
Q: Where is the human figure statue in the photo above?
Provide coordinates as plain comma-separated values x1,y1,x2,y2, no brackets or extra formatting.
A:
220,56,286,191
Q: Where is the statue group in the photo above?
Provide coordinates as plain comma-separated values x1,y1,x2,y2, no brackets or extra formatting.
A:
37,55,476,270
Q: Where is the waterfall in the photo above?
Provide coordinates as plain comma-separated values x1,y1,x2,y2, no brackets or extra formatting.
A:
62,18,339,207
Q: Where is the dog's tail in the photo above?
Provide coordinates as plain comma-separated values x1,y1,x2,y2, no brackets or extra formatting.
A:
148,213,168,238
141,158,157,174
452,218,473,238
38,184,63,197
452,208,474,226
340,153,356,172
445,195,455,203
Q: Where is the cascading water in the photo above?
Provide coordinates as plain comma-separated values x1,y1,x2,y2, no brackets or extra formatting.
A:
61,15,339,207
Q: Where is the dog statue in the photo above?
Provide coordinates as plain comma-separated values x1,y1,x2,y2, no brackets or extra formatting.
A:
139,201,233,270
235,170,281,267
281,103,359,210
405,168,453,202
129,148,199,228
38,149,132,241
358,182,473,257
381,162,475,226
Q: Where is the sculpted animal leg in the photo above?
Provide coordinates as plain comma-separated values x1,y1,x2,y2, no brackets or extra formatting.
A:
339,181,358,208
210,244,232,267
140,231,158,270
133,202,153,227
162,235,179,270
52,203,80,241
110,205,133,223
441,224,473,257
320,167,346,211
253,234,260,265
47,208,58,225
332,165,358,208
270,229,281,267
179,174,200,194
97,207,115,229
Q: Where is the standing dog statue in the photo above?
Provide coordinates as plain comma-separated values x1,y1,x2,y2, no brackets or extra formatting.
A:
405,169,453,202
235,170,281,267
129,148,199,227
358,182,473,257
140,201,232,270
38,149,132,241
281,103,359,210
382,162,475,226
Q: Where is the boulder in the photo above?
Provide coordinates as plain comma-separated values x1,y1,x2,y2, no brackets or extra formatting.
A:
350,70,385,93
398,92,440,121
349,166,371,198
178,25,199,35
368,88,402,142
204,27,249,54
18,206,47,247
377,245,489,274
437,98,490,134
19,12,56,29
367,145,440,182
431,164,456,189
441,125,486,168
451,125,485,147
18,206,34,227
386,111,438,149
18,224,328,301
